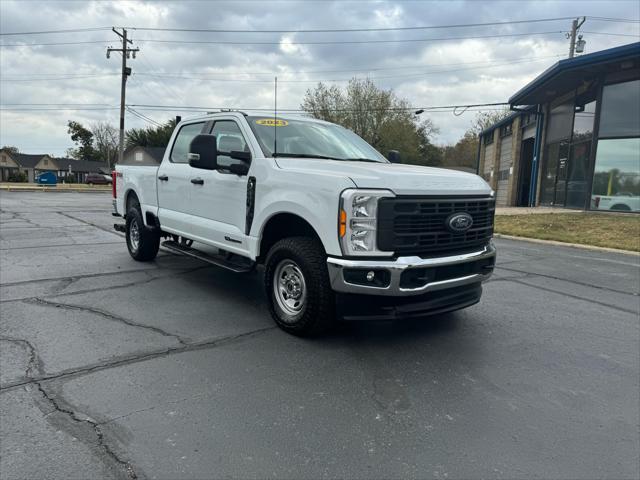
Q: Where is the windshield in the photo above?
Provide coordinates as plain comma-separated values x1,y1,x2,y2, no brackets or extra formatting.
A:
247,116,388,163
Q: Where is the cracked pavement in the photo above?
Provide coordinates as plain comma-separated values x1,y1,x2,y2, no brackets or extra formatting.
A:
1,191,639,479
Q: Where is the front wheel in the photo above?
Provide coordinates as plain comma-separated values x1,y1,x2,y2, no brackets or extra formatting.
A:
125,206,160,261
264,237,335,336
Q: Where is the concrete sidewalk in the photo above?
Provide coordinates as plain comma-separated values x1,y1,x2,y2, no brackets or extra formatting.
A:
496,207,584,215
0,183,110,193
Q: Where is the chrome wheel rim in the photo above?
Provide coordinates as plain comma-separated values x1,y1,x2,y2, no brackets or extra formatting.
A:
273,260,307,321
129,218,140,251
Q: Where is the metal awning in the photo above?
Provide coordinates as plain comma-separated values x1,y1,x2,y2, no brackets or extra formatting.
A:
509,42,640,107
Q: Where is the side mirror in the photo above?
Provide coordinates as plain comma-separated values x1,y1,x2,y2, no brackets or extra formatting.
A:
230,150,251,163
387,150,401,163
228,163,250,176
188,134,217,170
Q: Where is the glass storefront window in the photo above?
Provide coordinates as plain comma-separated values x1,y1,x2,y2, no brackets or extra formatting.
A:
540,142,569,205
598,80,640,138
591,138,640,212
566,140,591,208
573,100,596,140
546,101,574,143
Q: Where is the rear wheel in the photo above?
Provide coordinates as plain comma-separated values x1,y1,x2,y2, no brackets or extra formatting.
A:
126,205,160,261
264,237,335,336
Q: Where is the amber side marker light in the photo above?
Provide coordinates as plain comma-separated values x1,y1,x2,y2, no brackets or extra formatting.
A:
339,209,347,237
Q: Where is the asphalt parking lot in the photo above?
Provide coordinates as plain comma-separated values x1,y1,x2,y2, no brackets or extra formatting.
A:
1,190,638,480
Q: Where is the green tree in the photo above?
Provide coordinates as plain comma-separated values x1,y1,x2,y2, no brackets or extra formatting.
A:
301,78,439,165
67,121,98,160
126,119,176,149
1,146,19,154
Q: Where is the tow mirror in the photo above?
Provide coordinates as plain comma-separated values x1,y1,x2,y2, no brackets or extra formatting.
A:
189,134,218,170
228,163,250,176
229,150,251,163
387,150,401,163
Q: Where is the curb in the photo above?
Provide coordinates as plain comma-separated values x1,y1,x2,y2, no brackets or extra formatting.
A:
494,233,639,256
0,187,110,193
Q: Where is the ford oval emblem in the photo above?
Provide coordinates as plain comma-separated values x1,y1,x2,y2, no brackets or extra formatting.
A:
446,212,473,233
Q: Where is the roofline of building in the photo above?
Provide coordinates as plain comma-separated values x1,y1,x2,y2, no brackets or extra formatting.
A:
509,42,640,106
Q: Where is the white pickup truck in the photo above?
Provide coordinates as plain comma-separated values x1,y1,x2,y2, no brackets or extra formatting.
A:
113,111,496,335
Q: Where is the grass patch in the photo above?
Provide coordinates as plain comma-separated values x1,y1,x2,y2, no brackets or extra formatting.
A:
495,213,640,252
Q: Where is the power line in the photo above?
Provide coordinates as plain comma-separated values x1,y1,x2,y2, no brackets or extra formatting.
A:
1,16,636,38
127,101,509,113
0,27,111,36
131,55,560,83
0,30,568,48
581,31,640,38
127,17,576,34
126,106,163,127
134,30,566,46
586,16,640,23
0,106,118,111
2,54,565,79
0,74,119,82
0,40,112,47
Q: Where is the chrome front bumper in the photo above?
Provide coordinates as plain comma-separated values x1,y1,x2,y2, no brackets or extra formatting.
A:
327,243,496,296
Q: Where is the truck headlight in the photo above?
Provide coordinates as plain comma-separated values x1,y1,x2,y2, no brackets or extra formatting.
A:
339,189,394,256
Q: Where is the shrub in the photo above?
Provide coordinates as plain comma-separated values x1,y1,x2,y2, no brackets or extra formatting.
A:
7,171,28,183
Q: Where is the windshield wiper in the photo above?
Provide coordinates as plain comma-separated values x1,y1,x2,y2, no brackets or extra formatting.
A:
272,153,344,161
344,158,385,163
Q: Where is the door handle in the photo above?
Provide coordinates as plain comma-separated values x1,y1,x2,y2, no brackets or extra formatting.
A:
190,178,204,185
158,175,169,181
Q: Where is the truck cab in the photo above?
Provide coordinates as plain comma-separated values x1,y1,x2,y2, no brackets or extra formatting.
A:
114,112,496,335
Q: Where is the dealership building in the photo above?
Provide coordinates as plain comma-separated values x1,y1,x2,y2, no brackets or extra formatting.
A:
477,42,640,212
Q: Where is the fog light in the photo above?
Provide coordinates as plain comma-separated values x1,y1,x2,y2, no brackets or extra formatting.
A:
343,269,391,288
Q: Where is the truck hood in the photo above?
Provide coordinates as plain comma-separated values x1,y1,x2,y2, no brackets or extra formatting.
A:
274,158,492,196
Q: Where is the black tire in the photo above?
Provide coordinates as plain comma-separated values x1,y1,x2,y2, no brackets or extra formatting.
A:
125,205,160,261
264,237,335,336
611,204,631,211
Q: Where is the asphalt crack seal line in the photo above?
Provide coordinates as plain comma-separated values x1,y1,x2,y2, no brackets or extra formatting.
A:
1,335,139,479
26,297,190,345
34,382,139,480
0,326,276,391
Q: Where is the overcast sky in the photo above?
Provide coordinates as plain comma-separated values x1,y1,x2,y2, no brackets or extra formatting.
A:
1,0,639,156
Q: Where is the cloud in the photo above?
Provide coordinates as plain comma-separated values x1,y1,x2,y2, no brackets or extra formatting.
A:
1,0,639,154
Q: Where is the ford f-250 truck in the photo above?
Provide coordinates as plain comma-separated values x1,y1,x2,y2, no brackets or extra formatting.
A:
113,111,496,336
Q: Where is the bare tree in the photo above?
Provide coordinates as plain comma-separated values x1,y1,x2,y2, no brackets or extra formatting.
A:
471,109,512,136
301,78,439,165
91,121,119,168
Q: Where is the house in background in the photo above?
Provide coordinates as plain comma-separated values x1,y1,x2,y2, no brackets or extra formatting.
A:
477,41,639,212
122,146,166,165
0,151,57,182
0,148,108,183
0,150,27,181
55,158,110,183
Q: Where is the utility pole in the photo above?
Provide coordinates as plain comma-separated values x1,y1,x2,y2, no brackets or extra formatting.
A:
107,28,139,165
568,17,586,58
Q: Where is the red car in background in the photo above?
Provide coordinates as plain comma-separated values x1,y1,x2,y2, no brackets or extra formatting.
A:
85,173,112,185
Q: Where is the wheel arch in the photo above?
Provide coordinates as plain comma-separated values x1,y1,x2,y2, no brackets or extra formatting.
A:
258,213,323,263
124,189,140,213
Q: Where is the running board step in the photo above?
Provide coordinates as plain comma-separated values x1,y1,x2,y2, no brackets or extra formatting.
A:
161,240,255,273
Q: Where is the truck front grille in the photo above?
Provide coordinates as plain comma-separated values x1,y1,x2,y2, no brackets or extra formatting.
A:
377,196,495,256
